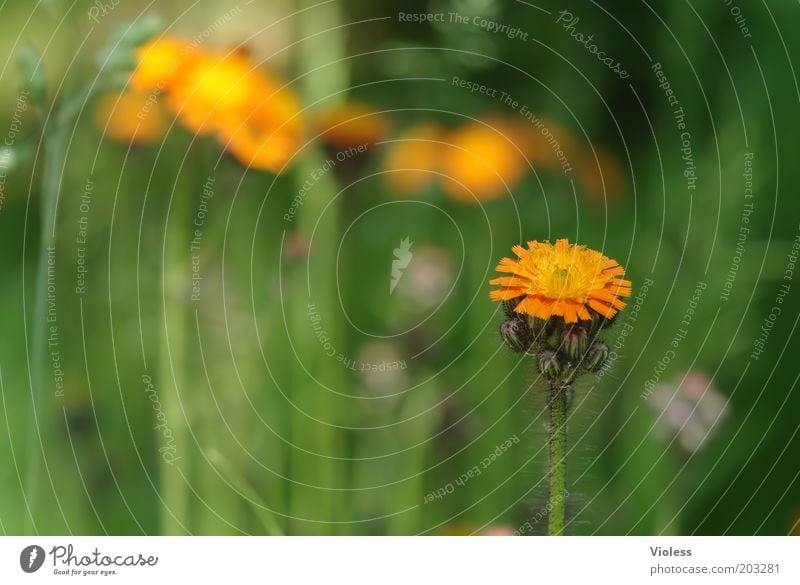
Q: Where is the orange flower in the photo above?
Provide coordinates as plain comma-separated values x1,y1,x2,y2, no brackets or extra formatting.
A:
130,38,304,173
382,123,444,194
220,118,301,173
164,48,271,135
489,239,631,323
315,101,390,149
439,119,527,203
216,72,304,173
131,38,189,93
94,90,167,145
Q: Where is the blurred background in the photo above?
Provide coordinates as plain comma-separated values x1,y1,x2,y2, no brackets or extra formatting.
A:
0,0,799,535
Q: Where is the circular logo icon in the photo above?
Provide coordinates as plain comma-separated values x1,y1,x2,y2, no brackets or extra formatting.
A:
20,545,45,573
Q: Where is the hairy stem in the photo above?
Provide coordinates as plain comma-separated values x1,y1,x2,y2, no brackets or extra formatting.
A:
548,383,567,536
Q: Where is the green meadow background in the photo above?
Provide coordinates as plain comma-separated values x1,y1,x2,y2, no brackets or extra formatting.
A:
0,0,798,535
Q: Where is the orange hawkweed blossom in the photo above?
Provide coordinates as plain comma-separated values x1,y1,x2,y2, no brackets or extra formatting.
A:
215,68,304,173
130,38,303,173
381,116,616,204
164,48,267,134
131,37,188,93
440,119,527,203
382,123,444,194
489,239,631,323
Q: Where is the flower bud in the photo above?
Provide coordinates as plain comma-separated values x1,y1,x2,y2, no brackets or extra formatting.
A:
527,315,549,336
499,319,531,353
537,350,561,379
560,325,588,362
584,341,609,372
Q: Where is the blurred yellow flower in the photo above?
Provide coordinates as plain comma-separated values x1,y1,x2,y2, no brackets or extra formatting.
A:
94,90,167,145
439,119,527,203
489,239,631,323
316,101,390,150
165,48,266,135
131,38,189,93
382,123,443,194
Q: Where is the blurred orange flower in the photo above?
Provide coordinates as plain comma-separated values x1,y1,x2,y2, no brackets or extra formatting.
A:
94,90,167,145
382,123,444,194
316,101,390,150
439,119,528,203
131,38,189,93
220,116,301,173
130,39,303,173
215,67,304,173
165,48,266,135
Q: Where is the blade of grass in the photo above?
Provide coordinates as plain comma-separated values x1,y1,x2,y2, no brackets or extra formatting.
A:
207,448,284,535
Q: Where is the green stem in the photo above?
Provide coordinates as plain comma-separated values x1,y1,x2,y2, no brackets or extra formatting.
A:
285,0,348,535
26,78,100,534
287,148,342,534
548,383,567,536
158,148,196,535
25,126,65,534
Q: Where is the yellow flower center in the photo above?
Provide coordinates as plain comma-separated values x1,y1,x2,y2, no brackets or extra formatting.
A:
521,245,609,300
